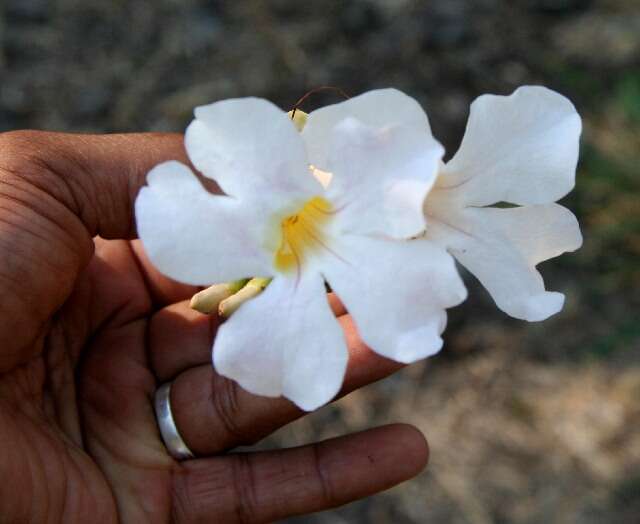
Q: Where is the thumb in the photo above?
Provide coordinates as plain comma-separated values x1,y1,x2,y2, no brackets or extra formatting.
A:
0,130,191,373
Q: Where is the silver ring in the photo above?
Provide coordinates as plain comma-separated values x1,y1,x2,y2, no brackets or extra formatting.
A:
154,382,195,460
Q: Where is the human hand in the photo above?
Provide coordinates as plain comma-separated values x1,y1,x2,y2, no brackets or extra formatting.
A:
0,131,429,523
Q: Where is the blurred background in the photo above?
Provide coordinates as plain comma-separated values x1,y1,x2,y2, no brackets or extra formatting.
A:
1,0,639,522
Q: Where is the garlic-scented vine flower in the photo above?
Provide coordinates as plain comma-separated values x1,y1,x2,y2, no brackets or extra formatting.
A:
302,86,583,322
135,95,467,410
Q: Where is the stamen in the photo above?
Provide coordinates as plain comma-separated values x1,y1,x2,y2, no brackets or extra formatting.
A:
275,196,333,272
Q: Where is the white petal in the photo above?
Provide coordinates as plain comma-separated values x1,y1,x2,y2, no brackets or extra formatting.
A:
326,118,444,239
213,272,349,411
135,161,271,285
321,235,467,363
303,88,432,169
185,97,322,208
440,86,582,206
425,199,583,321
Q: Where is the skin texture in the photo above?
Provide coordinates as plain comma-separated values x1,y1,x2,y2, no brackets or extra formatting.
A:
0,131,429,523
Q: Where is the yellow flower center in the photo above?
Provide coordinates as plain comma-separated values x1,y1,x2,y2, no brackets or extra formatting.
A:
275,196,333,272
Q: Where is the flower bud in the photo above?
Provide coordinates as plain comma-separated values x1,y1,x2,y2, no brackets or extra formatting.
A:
190,279,249,314
287,109,308,132
218,277,271,318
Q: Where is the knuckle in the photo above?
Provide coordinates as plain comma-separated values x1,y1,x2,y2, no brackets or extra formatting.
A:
210,376,246,446
0,130,50,180
310,444,337,507
170,468,194,524
0,130,73,205
230,454,260,524
171,458,261,524
0,130,101,237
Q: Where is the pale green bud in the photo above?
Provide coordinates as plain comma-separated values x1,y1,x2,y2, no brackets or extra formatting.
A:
190,279,249,314
218,277,271,318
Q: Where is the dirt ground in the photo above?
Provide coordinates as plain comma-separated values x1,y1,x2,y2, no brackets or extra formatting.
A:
1,0,639,522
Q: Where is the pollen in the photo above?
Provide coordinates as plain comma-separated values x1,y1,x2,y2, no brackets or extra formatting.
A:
275,196,333,272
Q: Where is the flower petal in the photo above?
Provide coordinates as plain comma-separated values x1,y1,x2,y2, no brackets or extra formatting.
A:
302,88,432,168
425,199,583,321
185,97,322,208
321,235,466,363
440,86,582,206
213,272,349,411
326,117,444,239
135,161,271,285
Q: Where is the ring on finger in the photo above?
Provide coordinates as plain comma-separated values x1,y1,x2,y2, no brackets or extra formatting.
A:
154,382,195,460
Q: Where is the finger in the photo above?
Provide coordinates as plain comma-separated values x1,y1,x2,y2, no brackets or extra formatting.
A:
130,240,201,307
1,131,196,239
327,292,347,316
171,424,429,524
168,314,404,455
149,300,220,380
150,295,348,382
0,131,193,372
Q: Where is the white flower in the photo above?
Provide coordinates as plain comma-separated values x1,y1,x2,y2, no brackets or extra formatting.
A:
135,95,467,410
303,86,583,322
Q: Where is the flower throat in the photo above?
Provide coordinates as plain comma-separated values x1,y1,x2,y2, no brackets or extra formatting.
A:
275,196,333,272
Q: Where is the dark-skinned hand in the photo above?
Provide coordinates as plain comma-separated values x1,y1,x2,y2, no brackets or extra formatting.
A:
0,131,428,523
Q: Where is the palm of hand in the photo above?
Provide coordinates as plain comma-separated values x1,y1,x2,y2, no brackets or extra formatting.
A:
1,238,177,522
